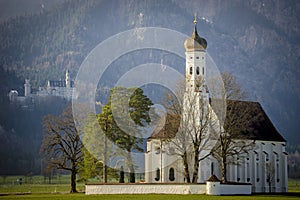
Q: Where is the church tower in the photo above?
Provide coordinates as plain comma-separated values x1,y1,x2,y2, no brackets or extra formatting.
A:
184,14,208,93
183,14,209,108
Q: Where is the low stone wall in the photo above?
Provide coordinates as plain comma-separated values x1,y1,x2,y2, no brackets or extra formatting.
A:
85,184,206,195
86,183,252,195
219,184,252,195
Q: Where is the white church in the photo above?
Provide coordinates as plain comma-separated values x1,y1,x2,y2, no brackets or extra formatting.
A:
145,18,288,193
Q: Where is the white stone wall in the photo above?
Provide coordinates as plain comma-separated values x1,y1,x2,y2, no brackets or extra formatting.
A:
206,181,220,195
86,183,252,195
219,184,252,195
86,184,206,195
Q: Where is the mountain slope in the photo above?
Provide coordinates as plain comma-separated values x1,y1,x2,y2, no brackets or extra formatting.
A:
0,0,299,174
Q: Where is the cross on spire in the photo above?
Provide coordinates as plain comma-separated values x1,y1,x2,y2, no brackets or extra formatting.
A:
194,12,197,25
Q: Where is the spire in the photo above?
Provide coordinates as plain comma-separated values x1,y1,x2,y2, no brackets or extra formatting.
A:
194,12,197,25
184,12,207,51
192,12,199,39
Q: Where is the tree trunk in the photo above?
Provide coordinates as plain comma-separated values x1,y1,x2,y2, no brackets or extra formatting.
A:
119,166,125,183
103,121,108,183
192,150,200,183
182,152,190,183
129,165,135,183
127,151,135,183
70,165,77,193
104,135,108,183
221,157,227,183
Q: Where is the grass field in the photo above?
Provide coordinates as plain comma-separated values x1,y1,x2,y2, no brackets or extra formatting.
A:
0,193,300,200
0,176,299,199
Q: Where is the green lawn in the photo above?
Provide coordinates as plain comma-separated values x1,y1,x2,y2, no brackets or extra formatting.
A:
0,175,84,194
0,193,300,200
0,176,299,199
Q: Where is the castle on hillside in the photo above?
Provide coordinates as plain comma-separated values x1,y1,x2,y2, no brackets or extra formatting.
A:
145,17,288,193
8,69,75,105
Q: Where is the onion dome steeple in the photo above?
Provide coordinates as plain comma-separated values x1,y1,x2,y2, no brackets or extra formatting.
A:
184,13,207,51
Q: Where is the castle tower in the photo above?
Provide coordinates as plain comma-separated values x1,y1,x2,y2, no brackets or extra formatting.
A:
24,79,31,97
66,69,71,88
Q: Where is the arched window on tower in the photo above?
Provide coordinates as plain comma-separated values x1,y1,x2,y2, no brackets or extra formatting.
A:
256,162,260,182
247,162,250,182
190,66,193,75
202,67,205,75
276,163,280,182
196,66,200,75
211,162,214,175
155,168,160,181
169,168,175,181
237,162,240,182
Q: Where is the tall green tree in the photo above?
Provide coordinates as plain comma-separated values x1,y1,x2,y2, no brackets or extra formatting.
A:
99,87,153,183
80,112,113,183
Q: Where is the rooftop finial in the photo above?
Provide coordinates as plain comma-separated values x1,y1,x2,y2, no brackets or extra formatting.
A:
194,12,197,25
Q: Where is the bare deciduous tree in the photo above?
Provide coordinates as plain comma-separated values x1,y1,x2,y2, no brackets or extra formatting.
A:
266,162,275,193
163,78,218,183
212,71,256,183
40,106,83,193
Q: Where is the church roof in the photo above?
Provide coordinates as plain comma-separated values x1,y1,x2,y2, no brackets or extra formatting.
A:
207,174,220,182
149,113,180,140
226,100,286,142
149,100,286,142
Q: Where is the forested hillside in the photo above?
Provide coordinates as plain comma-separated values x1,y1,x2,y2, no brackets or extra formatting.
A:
0,0,299,175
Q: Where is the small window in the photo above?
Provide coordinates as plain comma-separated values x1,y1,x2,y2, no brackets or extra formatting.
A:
247,162,250,181
211,163,214,175
256,162,259,182
196,56,199,59
202,67,204,75
196,67,200,75
155,168,160,181
276,163,280,181
275,153,279,162
169,168,175,181
190,56,193,59
155,147,160,154
190,67,193,75
237,162,240,181
202,57,204,59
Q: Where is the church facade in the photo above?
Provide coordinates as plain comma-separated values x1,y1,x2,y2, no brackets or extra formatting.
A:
145,18,288,193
